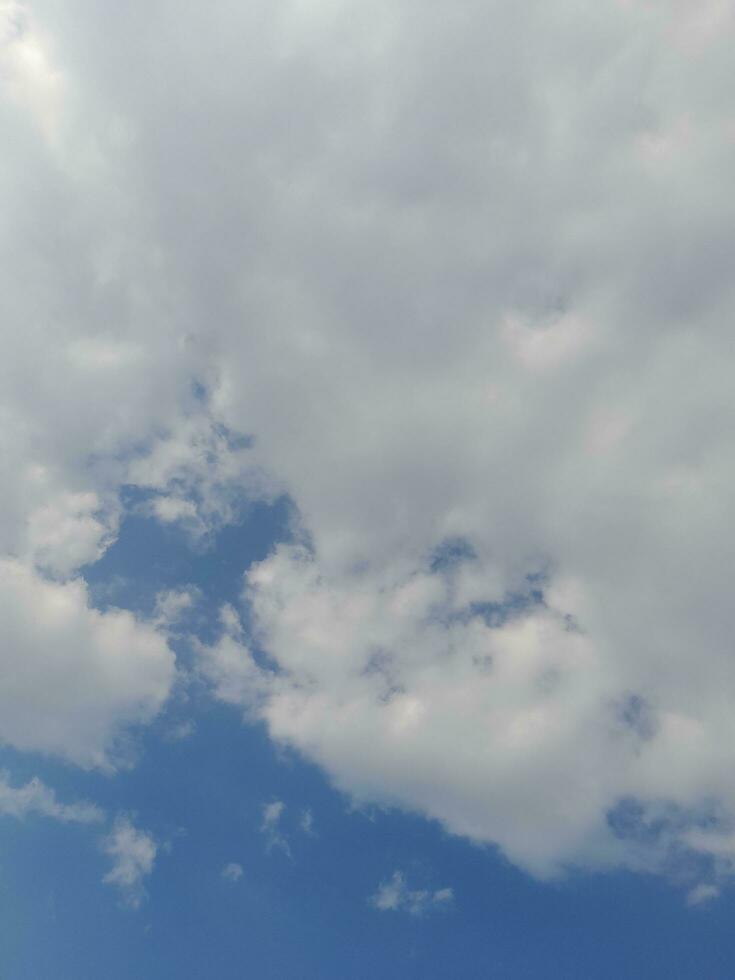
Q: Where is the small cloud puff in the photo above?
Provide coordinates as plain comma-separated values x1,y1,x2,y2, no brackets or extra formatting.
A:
153,587,199,630
261,800,290,856
300,808,315,836
687,883,720,907
163,719,196,743
102,815,157,909
370,871,453,916
222,862,243,882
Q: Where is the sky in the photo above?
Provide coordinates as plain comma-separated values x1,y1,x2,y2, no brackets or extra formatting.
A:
2,0,735,976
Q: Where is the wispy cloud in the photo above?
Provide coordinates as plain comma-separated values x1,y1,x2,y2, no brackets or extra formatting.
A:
261,800,290,856
0,771,103,824
102,815,158,909
370,871,453,916
300,808,315,836
153,587,200,630
163,719,196,743
222,862,243,883
687,883,720,907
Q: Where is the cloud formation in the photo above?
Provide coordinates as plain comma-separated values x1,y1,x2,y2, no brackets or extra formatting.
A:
0,558,174,768
4,0,735,893
300,808,315,836
370,871,453,916
261,800,290,856
0,771,103,824
101,815,158,909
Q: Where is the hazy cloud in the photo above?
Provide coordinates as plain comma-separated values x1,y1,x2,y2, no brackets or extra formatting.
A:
370,871,454,916
0,771,103,824
261,800,290,856
221,862,243,883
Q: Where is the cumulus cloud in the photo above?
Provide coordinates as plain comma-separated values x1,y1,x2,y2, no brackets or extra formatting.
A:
0,558,175,768
0,770,103,824
4,0,735,893
182,0,735,888
102,815,157,909
370,871,453,916
128,414,276,540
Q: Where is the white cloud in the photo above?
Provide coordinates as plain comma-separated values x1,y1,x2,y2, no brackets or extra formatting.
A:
686,883,720,907
261,800,290,856
0,770,103,824
300,808,315,836
4,0,735,892
128,414,278,539
102,815,157,909
163,720,196,743
25,490,117,577
197,606,272,714
0,559,175,769
222,862,243,883
153,588,198,630
370,871,453,916
150,495,198,526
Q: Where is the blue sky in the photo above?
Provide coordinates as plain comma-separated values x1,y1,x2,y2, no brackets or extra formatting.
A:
3,0,735,976
2,506,735,979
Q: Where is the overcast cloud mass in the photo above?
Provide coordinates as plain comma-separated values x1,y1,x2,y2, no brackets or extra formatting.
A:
3,0,735,903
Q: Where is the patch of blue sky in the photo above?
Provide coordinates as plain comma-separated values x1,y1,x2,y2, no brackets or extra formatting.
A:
83,486,293,643
5,726,735,979
3,509,735,978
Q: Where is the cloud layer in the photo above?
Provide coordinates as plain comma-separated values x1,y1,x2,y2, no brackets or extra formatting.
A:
3,0,735,890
